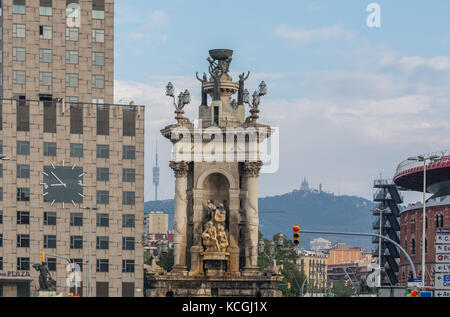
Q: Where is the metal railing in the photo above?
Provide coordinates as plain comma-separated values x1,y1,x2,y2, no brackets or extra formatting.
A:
394,150,450,179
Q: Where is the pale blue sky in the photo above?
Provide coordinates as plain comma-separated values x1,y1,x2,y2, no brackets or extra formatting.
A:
113,1,450,202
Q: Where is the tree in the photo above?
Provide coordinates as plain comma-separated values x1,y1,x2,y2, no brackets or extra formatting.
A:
157,248,174,272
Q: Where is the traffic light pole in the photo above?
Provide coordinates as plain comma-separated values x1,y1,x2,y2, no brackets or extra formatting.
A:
299,230,417,280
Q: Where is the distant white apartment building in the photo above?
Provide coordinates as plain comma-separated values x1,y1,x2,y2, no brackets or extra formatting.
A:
310,237,332,251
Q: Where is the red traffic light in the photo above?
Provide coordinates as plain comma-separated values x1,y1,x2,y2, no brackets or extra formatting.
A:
411,290,418,297
293,225,300,232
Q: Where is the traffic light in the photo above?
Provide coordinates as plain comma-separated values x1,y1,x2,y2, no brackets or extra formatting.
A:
293,225,300,246
345,280,349,287
407,289,419,297
40,251,46,263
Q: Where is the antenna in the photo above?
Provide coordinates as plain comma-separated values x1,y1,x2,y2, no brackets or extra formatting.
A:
152,138,160,201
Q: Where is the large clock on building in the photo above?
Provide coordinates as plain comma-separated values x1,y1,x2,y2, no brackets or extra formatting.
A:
42,161,84,208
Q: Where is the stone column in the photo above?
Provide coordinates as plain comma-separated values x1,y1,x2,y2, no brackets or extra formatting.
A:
228,189,241,275
243,161,263,271
170,161,190,273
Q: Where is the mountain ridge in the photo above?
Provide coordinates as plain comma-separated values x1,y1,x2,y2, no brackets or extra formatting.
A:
145,189,376,250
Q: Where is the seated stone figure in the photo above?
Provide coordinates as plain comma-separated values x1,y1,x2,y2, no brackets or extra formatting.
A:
202,221,217,252
216,223,229,252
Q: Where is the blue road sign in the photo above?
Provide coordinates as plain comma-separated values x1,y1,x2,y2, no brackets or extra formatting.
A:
419,292,433,298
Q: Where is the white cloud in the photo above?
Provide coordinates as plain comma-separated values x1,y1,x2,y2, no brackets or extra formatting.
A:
149,10,170,27
274,24,357,45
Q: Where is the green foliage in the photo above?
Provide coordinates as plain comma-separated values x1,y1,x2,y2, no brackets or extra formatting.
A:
144,251,153,266
157,248,174,272
332,281,355,297
257,232,306,297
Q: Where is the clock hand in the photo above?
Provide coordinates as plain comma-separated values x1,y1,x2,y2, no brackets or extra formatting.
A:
51,172,66,188
50,184,66,187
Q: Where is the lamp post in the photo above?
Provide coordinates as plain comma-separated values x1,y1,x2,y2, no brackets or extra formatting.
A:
80,205,99,297
373,207,389,284
408,154,442,287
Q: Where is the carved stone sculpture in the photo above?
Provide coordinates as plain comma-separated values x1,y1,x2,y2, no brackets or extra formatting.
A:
238,72,250,105
33,263,57,292
202,221,218,252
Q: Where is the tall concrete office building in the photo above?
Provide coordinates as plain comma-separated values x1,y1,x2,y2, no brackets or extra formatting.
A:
0,0,145,297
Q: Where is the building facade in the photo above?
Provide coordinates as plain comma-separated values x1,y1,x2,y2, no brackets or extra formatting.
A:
295,249,328,290
310,237,331,252
398,199,450,286
0,0,145,297
146,211,168,235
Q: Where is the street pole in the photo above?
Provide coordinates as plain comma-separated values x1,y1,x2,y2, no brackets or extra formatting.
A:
422,160,426,288
300,229,417,279
80,205,99,298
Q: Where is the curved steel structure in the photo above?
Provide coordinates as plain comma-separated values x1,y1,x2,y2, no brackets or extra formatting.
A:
394,151,450,194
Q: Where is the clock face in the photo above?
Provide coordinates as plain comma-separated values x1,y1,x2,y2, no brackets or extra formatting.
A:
42,161,84,208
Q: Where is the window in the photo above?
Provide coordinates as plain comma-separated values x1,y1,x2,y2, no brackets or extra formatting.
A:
123,192,135,205
122,283,134,298
13,24,26,38
96,191,109,205
66,50,79,64
92,75,105,89
40,26,53,40
123,108,136,137
17,165,30,179
17,141,30,155
123,169,135,182
17,234,30,248
40,72,52,86
96,236,109,250
123,215,135,228
17,100,29,131
17,188,30,202
17,258,30,271
40,0,52,16
0,164,3,178
70,236,83,249
96,259,109,273
44,212,57,226
70,143,83,158
43,101,56,132
92,29,105,43
13,0,26,14
123,146,136,159
0,188,2,201
66,73,79,87
96,282,109,297
122,237,135,250
13,47,26,61
97,105,109,135
17,211,30,225
93,0,105,19
0,257,2,271
97,168,109,182
13,70,26,85
66,28,79,41
92,98,104,104
96,145,109,158
40,49,52,63
44,235,57,249
0,210,3,224
122,260,135,273
70,104,83,134
0,234,2,247
411,239,416,255
70,213,83,227
96,214,109,227
92,52,105,66
44,142,57,156
47,258,57,271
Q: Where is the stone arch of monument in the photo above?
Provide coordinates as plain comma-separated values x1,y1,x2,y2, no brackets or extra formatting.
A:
196,168,237,190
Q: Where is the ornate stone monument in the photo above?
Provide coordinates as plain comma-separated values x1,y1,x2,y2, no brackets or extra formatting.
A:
148,50,281,297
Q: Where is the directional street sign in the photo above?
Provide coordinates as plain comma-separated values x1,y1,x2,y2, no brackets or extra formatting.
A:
436,254,450,263
435,290,450,298
437,228,450,234
408,278,423,288
436,235,450,244
435,274,450,289
436,264,450,273
436,244,450,254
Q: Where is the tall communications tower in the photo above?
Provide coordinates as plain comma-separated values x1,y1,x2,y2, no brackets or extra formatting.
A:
153,140,160,201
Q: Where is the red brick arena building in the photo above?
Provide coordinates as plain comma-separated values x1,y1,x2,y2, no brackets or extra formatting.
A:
394,152,450,286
